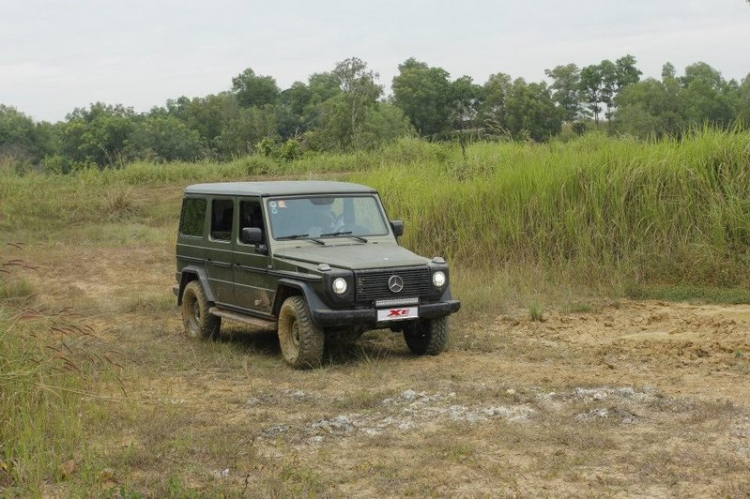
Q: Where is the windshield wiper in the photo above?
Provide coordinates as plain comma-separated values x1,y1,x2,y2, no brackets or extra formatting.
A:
277,233,325,245
320,231,368,243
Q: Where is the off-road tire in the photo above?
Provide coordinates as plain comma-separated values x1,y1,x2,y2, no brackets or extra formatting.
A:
278,296,324,369
182,281,221,339
403,317,449,355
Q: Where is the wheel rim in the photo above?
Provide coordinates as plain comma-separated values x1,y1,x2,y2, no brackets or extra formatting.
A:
193,299,201,323
184,293,199,334
291,318,301,348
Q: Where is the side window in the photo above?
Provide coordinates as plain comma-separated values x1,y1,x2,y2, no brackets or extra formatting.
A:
179,198,206,237
239,200,265,244
210,199,234,241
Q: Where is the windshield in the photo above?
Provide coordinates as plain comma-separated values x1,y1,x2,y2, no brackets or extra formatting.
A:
266,195,389,240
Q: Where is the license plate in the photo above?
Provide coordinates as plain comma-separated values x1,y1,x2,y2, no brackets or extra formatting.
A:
377,306,418,322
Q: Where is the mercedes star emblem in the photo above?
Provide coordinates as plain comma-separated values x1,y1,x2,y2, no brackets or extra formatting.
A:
388,275,404,293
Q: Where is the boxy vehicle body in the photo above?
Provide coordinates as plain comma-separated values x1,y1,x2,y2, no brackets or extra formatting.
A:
173,181,460,368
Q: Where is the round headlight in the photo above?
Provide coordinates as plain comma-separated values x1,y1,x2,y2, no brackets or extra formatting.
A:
332,277,348,295
432,271,446,288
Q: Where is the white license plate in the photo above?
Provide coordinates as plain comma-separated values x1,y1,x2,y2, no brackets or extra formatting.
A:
377,306,418,322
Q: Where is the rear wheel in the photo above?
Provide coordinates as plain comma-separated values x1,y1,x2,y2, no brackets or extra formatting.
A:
278,296,324,369
403,317,449,355
182,281,221,339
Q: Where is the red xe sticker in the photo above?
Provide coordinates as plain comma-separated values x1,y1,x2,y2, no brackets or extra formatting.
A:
388,309,410,317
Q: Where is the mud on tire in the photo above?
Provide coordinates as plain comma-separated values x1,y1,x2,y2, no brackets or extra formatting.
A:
278,296,325,369
182,280,221,339
403,317,449,356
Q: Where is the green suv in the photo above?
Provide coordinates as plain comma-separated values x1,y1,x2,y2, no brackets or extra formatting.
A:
173,181,460,368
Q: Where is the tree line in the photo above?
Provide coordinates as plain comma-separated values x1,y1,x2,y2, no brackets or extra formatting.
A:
1,56,749,172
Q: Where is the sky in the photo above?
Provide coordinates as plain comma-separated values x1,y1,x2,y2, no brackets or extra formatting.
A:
1,0,749,123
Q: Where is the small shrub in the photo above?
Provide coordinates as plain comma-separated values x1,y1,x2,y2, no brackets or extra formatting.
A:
529,302,544,322
567,301,594,314
279,138,303,162
255,137,276,157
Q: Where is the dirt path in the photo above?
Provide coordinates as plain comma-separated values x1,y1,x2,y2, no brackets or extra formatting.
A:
18,244,750,497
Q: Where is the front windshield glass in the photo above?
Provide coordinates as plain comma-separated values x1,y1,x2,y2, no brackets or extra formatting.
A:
266,195,389,240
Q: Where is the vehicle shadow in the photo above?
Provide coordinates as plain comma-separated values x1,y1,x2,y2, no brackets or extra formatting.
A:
217,325,413,366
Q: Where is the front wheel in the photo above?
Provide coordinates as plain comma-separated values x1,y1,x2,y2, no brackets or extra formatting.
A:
277,296,324,369
403,317,449,355
182,281,221,339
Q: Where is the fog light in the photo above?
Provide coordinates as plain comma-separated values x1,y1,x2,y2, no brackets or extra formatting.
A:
332,277,348,295
432,271,446,288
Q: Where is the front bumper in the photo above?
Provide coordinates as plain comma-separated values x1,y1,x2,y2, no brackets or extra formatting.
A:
312,300,461,327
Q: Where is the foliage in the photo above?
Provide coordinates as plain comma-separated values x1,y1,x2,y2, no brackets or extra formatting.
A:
391,58,453,137
616,61,740,138
231,68,280,107
125,116,204,162
1,55,748,171
545,64,582,122
504,79,562,141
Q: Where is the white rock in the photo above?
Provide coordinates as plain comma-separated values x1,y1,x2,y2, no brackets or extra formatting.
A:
401,390,417,401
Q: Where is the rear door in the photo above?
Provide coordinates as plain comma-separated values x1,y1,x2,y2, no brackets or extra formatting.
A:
205,197,235,305
231,197,276,315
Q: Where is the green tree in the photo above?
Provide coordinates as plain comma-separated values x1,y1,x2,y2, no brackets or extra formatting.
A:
544,64,581,122
448,76,482,156
125,116,204,162
314,57,382,150
352,103,412,149
231,68,280,107
615,54,642,90
277,82,311,139
0,105,57,166
680,62,736,126
615,78,681,138
61,103,137,168
392,58,452,137
479,72,513,136
738,74,750,126
307,72,342,105
215,105,278,156
579,64,603,124
164,93,238,152
505,79,562,141
599,59,618,128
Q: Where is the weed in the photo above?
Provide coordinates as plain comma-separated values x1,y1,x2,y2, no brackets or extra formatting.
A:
566,301,594,314
626,284,750,304
529,302,544,322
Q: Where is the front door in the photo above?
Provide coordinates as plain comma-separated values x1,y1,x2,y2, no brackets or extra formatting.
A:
232,198,275,315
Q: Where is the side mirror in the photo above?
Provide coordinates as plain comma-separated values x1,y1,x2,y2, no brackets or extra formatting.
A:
390,220,404,237
241,227,263,244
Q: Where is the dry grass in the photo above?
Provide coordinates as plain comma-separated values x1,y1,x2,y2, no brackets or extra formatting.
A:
6,238,748,496
2,135,750,495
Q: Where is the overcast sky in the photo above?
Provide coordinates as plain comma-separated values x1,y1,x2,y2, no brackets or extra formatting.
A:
2,0,749,123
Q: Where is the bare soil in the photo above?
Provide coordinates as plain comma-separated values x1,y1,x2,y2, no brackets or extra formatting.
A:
19,243,750,497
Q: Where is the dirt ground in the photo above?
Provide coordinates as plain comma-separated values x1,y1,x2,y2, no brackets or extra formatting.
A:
16,243,750,497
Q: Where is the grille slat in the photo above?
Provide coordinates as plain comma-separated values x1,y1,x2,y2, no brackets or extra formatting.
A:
354,266,430,303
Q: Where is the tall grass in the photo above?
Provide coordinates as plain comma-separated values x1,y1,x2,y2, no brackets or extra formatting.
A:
0,313,83,492
0,259,113,494
2,130,749,287
353,130,750,287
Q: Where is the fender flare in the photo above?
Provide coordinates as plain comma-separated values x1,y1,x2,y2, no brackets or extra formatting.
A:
177,266,215,305
272,278,327,317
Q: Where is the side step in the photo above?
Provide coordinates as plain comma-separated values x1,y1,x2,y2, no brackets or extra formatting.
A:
209,307,277,331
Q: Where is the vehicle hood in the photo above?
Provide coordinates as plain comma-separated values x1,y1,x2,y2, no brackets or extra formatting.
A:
274,243,429,270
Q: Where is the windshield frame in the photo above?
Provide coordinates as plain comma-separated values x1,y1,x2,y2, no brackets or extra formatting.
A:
264,193,391,242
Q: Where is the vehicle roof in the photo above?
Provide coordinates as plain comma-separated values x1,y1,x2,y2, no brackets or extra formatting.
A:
184,181,377,197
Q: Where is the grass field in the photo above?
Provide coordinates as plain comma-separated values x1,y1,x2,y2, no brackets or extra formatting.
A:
2,131,750,496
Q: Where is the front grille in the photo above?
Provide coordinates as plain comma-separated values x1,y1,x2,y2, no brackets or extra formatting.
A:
354,266,430,303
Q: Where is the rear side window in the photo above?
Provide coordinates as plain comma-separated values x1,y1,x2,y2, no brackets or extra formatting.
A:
211,199,234,241
179,198,206,237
